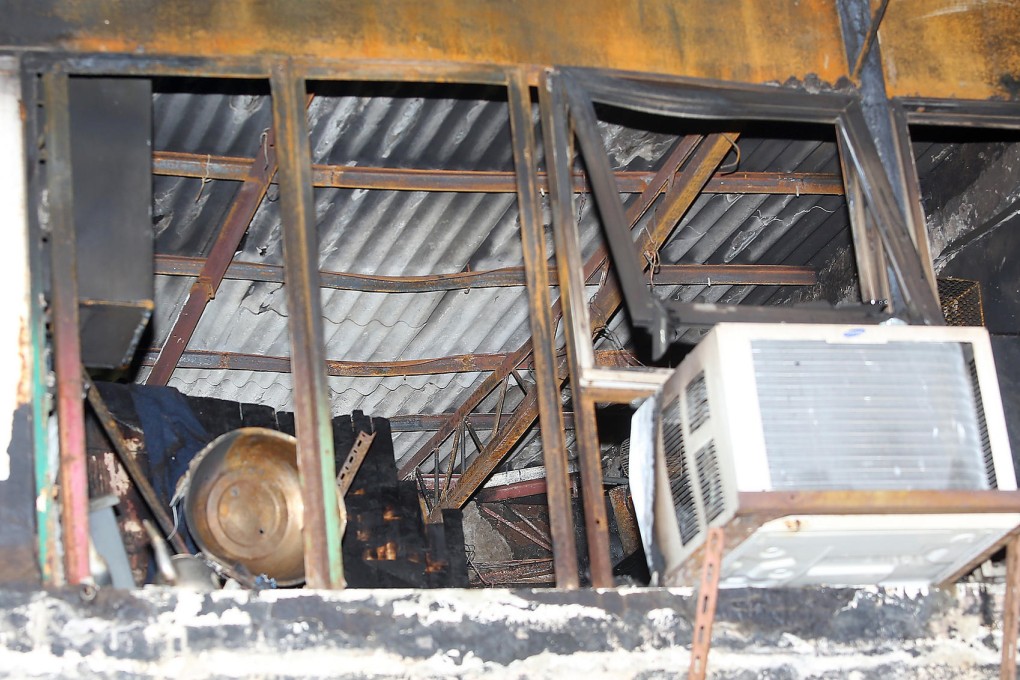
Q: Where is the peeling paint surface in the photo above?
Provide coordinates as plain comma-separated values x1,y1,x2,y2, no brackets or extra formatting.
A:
0,584,1011,678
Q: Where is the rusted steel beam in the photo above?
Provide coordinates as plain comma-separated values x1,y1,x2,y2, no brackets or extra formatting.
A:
501,71,579,587
145,127,281,387
155,254,818,290
6,1,849,86
140,347,636,377
270,62,344,589
44,70,90,586
397,136,700,480
153,151,844,196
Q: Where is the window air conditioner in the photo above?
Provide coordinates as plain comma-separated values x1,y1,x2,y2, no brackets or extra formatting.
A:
628,322,1018,588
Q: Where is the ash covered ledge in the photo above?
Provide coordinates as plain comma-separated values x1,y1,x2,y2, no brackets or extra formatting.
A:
0,584,1009,679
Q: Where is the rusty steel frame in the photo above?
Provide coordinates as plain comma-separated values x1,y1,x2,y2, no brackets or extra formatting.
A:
555,68,944,353
43,70,90,586
152,149,845,196
269,61,344,589
154,255,818,291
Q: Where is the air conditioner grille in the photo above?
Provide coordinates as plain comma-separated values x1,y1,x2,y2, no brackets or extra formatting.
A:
661,397,700,545
686,372,710,431
751,340,990,491
968,358,997,488
695,442,725,522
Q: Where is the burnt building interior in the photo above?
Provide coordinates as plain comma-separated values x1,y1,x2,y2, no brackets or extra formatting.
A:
1,2,1020,678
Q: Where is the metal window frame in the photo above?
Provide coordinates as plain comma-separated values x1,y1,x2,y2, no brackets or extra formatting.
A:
543,67,945,360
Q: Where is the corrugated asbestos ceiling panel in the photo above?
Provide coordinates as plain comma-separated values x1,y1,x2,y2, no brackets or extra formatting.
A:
141,81,852,471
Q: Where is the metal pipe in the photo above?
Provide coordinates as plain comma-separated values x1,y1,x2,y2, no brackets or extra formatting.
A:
270,61,344,589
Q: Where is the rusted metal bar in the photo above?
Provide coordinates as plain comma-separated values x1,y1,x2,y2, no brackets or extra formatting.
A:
504,69,579,588
270,61,344,590
82,371,190,555
736,490,1020,517
155,254,818,289
44,70,90,586
336,431,376,497
1002,534,1020,680
688,527,725,680
146,129,280,387
139,347,636,377
153,150,844,195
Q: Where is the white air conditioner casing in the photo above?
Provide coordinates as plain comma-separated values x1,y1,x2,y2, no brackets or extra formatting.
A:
629,322,1019,588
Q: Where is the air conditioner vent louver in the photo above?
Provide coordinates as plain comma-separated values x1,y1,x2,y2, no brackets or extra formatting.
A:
695,442,725,522
662,397,700,545
686,372,710,431
751,340,990,491
969,357,997,488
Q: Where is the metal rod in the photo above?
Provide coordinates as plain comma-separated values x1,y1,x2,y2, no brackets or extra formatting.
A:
490,375,510,442
270,61,344,589
506,68,579,588
153,151,844,195
44,70,90,586
464,420,486,451
82,372,189,554
154,254,817,291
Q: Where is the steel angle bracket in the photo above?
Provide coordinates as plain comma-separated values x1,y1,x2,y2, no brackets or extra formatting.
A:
546,69,942,359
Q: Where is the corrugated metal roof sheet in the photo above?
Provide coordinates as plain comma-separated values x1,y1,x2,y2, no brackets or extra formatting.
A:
141,82,855,471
